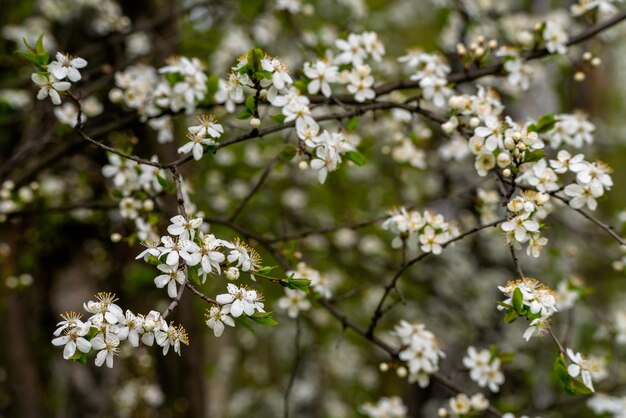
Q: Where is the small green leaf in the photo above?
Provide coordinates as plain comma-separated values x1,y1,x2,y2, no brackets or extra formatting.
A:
346,115,359,132
523,149,544,164
245,95,255,113
111,189,124,199
536,114,557,133
188,266,201,285
204,143,219,154
256,266,277,275
235,315,255,333
279,144,298,162
503,309,518,324
255,70,273,80
512,287,524,314
250,312,278,327
345,150,366,166
281,277,311,292
166,73,185,85
206,75,219,97
156,174,176,194
247,48,263,72
272,114,286,124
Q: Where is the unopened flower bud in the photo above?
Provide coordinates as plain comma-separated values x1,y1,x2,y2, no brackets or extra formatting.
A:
142,200,154,211
502,168,512,177
250,117,261,127
474,46,485,57
517,31,533,46
110,233,122,242
469,117,480,128
298,161,308,170
574,71,586,82
379,362,389,372
488,39,498,49
226,267,240,280
438,408,449,417
582,51,593,61
396,366,408,378
504,136,515,150
591,57,601,67
497,152,511,168
108,88,124,103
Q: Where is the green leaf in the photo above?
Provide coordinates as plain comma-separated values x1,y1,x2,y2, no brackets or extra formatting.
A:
35,33,46,54
255,70,273,80
346,115,359,132
256,266,277,275
204,144,219,154
536,114,557,133
206,75,219,97
272,114,286,124
156,174,176,194
188,265,201,285
279,144,298,162
503,309,518,324
235,315,255,333
247,48,263,72
111,189,124,199
498,352,515,363
245,95,255,113
237,95,256,120
250,312,278,327
344,150,366,166
512,287,524,314
523,149,544,164
166,73,185,85
553,355,593,395
281,277,311,292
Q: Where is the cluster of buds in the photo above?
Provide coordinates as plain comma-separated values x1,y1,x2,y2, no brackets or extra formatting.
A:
574,51,603,82
456,36,499,67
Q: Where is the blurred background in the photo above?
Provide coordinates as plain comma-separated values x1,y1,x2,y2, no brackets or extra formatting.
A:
2,0,626,417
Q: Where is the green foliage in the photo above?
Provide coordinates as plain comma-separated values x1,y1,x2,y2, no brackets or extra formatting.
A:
345,150,366,166
523,149,545,164
279,144,298,162
554,355,593,395
15,33,49,71
536,114,557,133
157,174,176,195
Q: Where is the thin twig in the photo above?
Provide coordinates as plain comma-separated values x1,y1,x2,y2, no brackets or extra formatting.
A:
365,218,506,337
229,155,280,222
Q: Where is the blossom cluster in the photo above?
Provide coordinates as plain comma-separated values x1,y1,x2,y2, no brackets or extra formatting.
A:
52,293,189,368
109,57,208,142
462,346,505,392
501,190,551,257
360,396,407,418
438,393,490,417
286,262,332,299
497,277,558,341
31,52,87,105
399,50,451,108
382,208,459,254
178,114,224,161
394,320,446,388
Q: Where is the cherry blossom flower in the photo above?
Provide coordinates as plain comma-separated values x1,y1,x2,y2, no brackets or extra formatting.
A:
205,305,235,337
48,52,87,82
31,73,70,105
